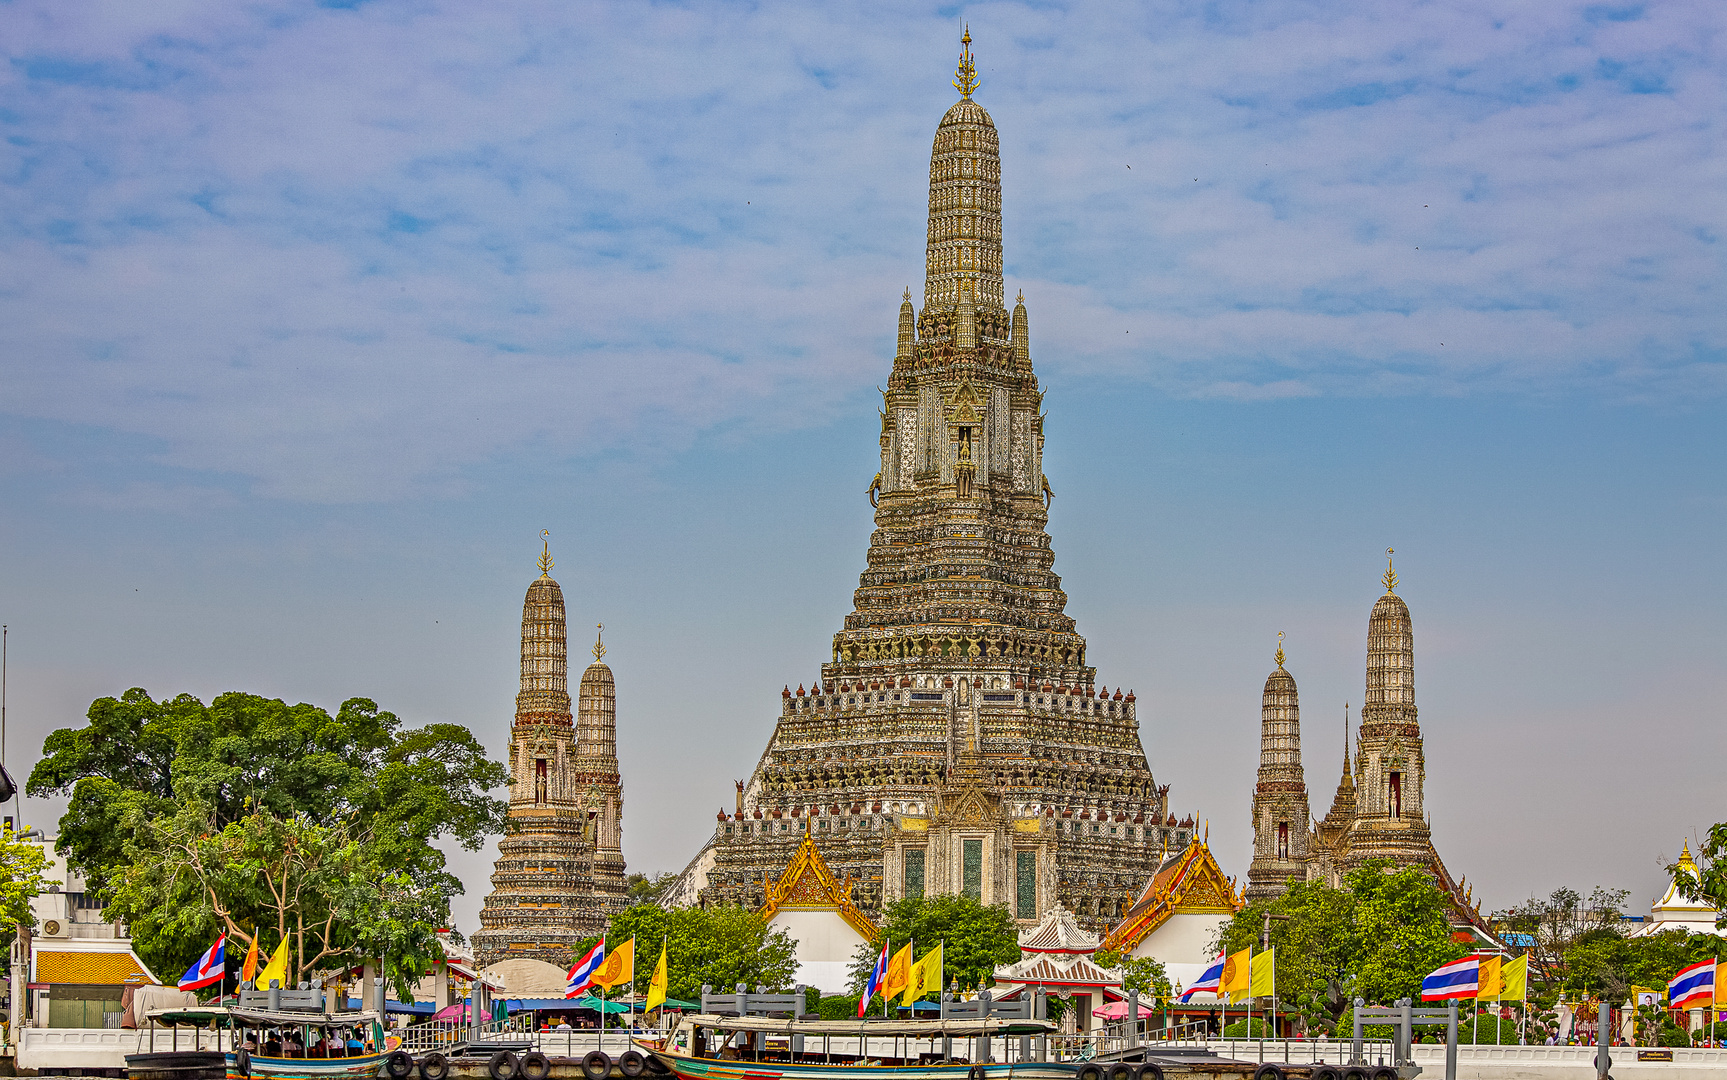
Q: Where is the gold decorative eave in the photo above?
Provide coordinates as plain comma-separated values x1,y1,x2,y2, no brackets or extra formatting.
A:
759,835,880,940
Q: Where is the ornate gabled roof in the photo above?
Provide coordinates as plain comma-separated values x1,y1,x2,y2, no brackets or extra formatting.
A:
1429,845,1497,942
1018,901,1099,955
759,834,879,940
994,952,1122,994
1100,839,1242,953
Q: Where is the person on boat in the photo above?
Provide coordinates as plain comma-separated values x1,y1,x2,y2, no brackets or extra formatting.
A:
284,1031,305,1056
554,1016,572,1031
263,1036,283,1057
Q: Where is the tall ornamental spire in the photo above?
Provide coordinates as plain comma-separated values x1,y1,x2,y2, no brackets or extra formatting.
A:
576,622,628,914
517,539,570,726
924,32,1003,310
1246,633,1310,902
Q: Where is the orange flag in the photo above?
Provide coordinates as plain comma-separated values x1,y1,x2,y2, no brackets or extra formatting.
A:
241,934,260,984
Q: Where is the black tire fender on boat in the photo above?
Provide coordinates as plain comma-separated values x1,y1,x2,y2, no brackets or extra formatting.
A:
1078,1066,1104,1080
1253,1065,1285,1080
232,1050,251,1078
1343,1067,1370,1080
1137,1064,1165,1080
489,1050,522,1080
644,1053,672,1075
583,1050,614,1080
620,1051,647,1078
1371,1068,1399,1080
419,1052,450,1080
386,1050,415,1079
520,1051,553,1080
1312,1067,1342,1080
1110,1064,1133,1080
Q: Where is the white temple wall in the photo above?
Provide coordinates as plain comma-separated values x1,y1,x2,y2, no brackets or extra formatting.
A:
769,909,869,995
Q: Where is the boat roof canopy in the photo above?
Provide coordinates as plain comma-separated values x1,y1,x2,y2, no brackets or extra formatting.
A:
146,1005,380,1028
680,1013,1055,1038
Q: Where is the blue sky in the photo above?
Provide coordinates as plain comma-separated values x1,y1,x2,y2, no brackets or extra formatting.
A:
1,0,1723,933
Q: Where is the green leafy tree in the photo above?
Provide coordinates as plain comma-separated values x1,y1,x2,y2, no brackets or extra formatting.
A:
1562,928,1724,999
605,904,797,1002
0,825,49,953
1671,826,1727,926
1490,886,1628,997
1217,861,1463,1025
845,895,1021,996
28,689,506,980
627,872,679,906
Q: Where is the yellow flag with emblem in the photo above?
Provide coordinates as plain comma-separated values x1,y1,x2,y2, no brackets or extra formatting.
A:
255,937,290,990
1222,947,1252,1003
594,937,634,990
1477,955,1502,1000
644,942,668,1011
1249,947,1275,999
1500,955,1527,1002
881,942,914,1004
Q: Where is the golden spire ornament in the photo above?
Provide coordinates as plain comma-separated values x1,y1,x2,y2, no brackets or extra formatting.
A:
1382,547,1398,592
537,530,553,576
1275,630,1285,669
952,26,978,99
593,623,606,662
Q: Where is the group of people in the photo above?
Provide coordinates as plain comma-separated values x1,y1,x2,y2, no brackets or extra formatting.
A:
239,1026,374,1058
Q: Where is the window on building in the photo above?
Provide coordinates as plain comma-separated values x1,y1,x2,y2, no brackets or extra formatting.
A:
1277,821,1289,860
1390,772,1403,817
962,840,983,900
535,758,547,805
1016,850,1036,919
904,849,925,899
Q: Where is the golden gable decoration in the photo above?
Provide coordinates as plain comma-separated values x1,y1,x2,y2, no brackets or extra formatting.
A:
1100,838,1243,953
760,835,880,940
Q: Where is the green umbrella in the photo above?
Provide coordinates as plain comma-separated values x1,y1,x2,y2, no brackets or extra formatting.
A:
568,995,631,1014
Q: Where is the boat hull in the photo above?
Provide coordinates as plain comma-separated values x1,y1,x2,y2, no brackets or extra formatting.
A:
126,1051,229,1080
222,1050,393,1080
640,1043,1087,1080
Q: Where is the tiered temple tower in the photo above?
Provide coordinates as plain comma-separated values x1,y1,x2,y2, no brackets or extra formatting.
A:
474,542,625,966
1337,550,1434,868
1245,635,1310,902
671,36,1187,930
574,628,629,915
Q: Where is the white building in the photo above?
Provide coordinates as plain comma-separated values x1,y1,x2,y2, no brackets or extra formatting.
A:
1630,839,1723,938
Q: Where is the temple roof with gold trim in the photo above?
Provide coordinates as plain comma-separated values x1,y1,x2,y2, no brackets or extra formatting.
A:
1100,840,1242,953
760,834,879,940
36,948,157,986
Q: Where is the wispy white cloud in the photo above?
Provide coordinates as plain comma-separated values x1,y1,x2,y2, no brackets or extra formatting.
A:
0,0,1720,502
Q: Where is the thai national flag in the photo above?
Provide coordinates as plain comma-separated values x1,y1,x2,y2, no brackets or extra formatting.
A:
857,942,889,1017
1181,957,1225,1002
566,939,606,999
178,934,226,991
1669,960,1715,1010
1421,956,1480,1001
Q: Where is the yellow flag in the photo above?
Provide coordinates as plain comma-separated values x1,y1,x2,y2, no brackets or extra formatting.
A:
1477,955,1502,1001
919,943,944,997
881,942,914,1004
255,937,290,990
1222,947,1252,1003
594,937,634,990
1500,955,1527,1002
1249,948,1275,999
644,943,668,1012
240,935,261,985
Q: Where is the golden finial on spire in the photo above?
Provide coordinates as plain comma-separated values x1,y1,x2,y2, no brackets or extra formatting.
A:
593,623,606,662
1382,547,1398,592
1275,630,1285,669
537,530,553,576
903,286,912,302
1016,290,1025,305
952,26,979,99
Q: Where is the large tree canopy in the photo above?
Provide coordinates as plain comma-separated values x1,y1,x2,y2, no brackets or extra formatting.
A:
846,895,1022,996
605,904,799,1003
1218,862,1465,1029
29,688,507,983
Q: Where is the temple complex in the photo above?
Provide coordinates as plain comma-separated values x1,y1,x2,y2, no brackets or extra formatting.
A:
474,541,628,967
666,34,1193,931
1244,553,1490,935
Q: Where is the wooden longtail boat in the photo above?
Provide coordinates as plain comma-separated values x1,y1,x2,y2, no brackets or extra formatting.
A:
637,1014,1091,1080
128,1005,399,1080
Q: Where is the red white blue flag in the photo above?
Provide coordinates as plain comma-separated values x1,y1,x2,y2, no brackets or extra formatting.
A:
1180,956,1225,1002
566,939,606,999
1421,955,1480,1000
178,934,226,991
857,941,889,1017
1669,959,1715,1010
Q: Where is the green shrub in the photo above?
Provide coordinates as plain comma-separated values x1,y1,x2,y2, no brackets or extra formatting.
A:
1222,1018,1272,1038
1659,1024,1691,1048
